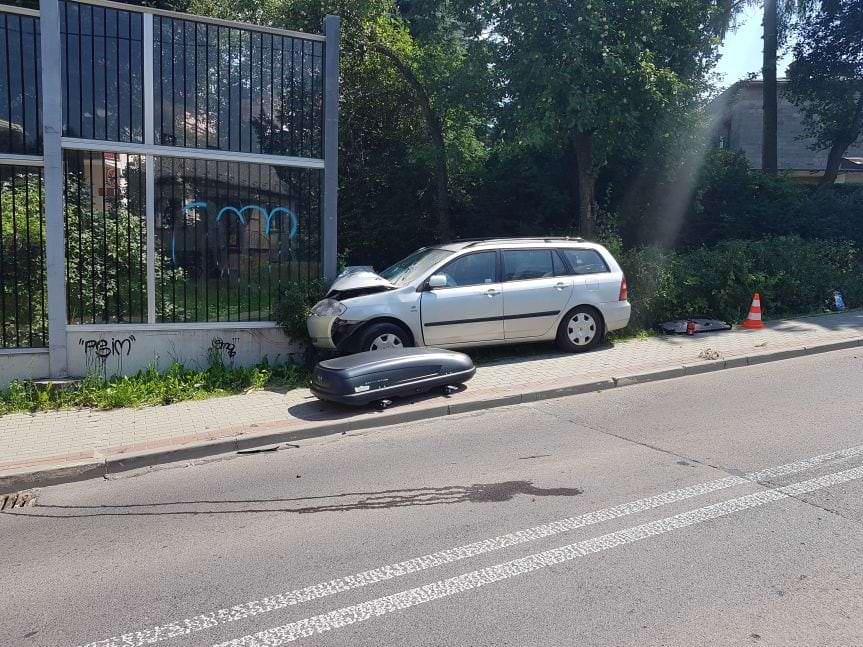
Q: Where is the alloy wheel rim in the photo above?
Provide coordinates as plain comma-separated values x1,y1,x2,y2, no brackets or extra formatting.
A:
370,334,404,351
567,313,597,346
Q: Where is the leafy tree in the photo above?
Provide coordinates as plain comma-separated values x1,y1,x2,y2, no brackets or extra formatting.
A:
488,0,729,237
787,0,863,186
189,0,491,251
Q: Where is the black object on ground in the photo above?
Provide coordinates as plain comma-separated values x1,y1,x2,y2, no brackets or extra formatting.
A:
311,348,476,407
659,318,732,335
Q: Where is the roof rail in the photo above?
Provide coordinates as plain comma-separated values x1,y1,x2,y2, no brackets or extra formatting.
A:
457,236,586,248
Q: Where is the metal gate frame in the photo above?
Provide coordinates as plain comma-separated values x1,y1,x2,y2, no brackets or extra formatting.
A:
0,0,340,377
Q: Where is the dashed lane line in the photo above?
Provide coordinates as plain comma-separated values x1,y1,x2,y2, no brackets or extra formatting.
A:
78,444,863,647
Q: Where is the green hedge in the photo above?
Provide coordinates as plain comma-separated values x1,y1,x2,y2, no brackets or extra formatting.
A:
620,236,862,331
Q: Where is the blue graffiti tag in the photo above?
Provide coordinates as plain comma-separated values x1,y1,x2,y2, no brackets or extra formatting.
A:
264,207,299,238
174,201,301,270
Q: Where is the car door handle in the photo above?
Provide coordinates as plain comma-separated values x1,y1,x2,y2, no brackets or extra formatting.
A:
486,288,499,297
554,281,567,290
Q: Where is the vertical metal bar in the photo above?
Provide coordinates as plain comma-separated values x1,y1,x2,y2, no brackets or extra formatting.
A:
89,5,95,140
74,152,82,323
34,18,42,151
0,170,6,348
11,164,20,346
4,15,14,154
38,168,46,343
322,15,340,285
18,16,29,153
288,37,295,157
181,19,187,148
77,5,83,138
40,0,69,375
299,39,305,158
102,8,108,141
87,154,95,322
99,152,107,322
143,12,156,324
24,172,33,346
193,22,198,150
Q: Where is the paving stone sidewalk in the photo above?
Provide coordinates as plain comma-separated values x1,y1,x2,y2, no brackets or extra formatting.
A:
2,310,862,475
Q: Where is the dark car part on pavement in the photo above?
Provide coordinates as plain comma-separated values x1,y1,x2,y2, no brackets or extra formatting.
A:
659,318,732,335
311,347,476,407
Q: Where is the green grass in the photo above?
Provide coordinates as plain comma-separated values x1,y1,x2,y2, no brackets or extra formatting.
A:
0,359,311,416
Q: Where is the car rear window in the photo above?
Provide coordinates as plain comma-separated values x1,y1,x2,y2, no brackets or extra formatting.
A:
560,249,609,275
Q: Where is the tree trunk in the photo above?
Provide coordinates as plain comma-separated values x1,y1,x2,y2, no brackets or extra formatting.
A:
371,42,451,241
819,96,863,188
573,131,596,238
762,0,779,174
820,140,849,187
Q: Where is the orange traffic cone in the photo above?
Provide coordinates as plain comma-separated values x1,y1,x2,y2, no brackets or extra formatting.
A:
741,292,764,329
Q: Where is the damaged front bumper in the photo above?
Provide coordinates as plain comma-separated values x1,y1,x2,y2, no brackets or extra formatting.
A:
307,315,365,351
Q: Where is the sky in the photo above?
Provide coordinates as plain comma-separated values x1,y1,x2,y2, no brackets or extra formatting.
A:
715,3,796,89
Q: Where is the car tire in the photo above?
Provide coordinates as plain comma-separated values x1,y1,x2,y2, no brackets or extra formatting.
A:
556,306,604,353
357,322,413,353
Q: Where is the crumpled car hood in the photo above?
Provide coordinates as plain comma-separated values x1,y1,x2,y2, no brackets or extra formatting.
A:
327,266,395,300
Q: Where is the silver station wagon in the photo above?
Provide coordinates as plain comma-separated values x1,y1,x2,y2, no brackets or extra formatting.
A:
307,237,631,354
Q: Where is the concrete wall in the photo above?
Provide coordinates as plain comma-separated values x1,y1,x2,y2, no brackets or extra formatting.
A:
0,324,303,388
0,350,51,389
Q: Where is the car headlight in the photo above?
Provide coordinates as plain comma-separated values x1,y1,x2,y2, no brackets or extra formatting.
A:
311,298,347,317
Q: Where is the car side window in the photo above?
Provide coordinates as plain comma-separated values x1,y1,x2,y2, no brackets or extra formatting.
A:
436,251,497,288
502,250,555,282
560,249,610,275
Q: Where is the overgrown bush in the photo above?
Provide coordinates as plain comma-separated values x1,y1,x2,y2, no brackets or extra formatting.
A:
673,150,863,249
620,236,862,331
273,279,327,342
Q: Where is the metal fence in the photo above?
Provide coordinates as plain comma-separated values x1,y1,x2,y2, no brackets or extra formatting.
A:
0,10,41,155
0,6,45,349
152,15,324,158
60,1,144,144
0,0,339,368
0,163,46,347
154,158,321,323
64,149,146,324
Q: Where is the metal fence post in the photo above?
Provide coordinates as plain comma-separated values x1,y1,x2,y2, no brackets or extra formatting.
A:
322,15,341,285
143,13,156,324
39,0,68,377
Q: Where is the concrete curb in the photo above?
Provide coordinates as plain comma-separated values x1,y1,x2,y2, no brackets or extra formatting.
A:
1,336,861,494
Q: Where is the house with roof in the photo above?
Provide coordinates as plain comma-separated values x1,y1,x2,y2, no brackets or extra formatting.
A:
709,79,863,184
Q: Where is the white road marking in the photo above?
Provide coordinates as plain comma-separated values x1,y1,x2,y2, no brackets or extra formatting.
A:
215,464,863,646
78,444,863,647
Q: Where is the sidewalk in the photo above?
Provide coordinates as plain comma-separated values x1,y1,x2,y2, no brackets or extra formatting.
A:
2,310,863,491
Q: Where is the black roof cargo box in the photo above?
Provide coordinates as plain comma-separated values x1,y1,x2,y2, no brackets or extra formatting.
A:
311,348,475,406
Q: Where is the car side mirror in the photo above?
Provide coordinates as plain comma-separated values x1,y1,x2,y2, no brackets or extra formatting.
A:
427,274,447,289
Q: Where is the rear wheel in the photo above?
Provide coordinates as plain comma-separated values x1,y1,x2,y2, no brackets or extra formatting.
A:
556,306,604,353
357,322,413,353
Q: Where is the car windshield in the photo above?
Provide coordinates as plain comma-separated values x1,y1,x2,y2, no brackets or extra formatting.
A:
379,247,454,286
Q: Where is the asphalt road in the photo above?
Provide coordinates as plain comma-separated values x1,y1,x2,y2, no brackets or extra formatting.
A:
3,347,863,647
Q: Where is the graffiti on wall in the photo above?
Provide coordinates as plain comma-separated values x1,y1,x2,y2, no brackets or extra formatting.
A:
211,337,240,360
172,201,300,267
79,335,137,375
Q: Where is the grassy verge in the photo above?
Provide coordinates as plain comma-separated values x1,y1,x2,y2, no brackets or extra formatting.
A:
0,360,311,416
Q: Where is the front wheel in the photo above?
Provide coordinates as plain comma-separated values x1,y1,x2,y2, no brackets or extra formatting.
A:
357,322,413,353
556,307,604,353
